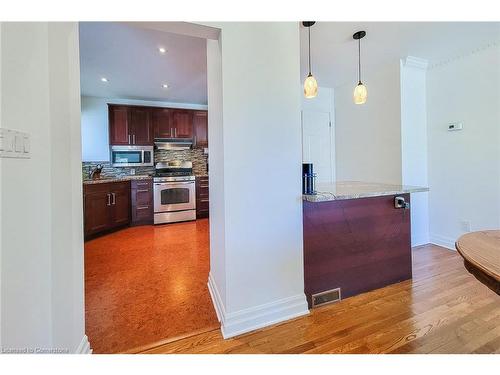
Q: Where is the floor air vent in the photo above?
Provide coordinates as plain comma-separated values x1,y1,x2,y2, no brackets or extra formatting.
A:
311,288,341,308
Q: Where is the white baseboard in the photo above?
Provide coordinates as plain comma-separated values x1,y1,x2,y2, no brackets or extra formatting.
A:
75,335,92,354
430,233,456,251
207,272,224,323
411,235,430,247
207,273,309,339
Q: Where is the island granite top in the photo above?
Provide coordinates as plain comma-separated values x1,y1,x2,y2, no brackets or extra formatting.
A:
303,181,429,202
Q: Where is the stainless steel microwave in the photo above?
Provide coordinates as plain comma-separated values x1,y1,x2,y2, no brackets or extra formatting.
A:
110,145,154,167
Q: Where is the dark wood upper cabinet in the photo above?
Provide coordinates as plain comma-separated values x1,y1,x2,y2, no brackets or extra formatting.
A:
152,108,172,138
109,105,153,145
108,105,130,145
172,110,193,138
110,105,206,145
193,111,208,148
128,107,153,145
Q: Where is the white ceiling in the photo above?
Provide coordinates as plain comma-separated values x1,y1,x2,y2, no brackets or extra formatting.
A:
79,22,207,104
300,22,500,88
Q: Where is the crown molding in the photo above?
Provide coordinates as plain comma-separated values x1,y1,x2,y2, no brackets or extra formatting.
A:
429,41,500,69
403,56,429,70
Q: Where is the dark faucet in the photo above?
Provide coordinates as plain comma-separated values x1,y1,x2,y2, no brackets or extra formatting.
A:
89,164,103,180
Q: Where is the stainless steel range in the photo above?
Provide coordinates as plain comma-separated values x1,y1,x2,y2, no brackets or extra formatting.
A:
153,161,196,224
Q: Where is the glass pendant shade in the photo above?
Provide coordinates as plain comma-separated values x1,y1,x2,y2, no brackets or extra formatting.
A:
353,82,367,104
304,73,318,99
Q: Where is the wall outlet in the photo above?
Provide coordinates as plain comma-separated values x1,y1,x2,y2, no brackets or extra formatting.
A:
130,168,136,175
460,220,471,232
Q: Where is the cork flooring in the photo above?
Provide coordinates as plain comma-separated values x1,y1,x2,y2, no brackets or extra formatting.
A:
84,219,219,353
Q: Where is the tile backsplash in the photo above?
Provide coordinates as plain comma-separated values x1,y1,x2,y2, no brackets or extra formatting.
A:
82,148,208,180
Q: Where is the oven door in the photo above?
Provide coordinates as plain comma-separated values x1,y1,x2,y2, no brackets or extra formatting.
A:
154,181,196,212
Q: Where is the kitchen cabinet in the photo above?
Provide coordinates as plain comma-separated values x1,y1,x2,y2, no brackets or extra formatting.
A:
84,181,131,238
171,110,193,138
196,176,209,219
108,105,153,146
110,105,208,145
193,111,208,148
128,107,153,145
303,194,412,308
131,179,153,225
108,105,130,145
152,108,172,138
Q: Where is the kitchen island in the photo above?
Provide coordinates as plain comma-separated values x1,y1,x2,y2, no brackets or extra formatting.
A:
303,181,428,308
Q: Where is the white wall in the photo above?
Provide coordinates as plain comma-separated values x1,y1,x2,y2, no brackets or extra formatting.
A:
81,96,208,161
335,61,402,184
400,57,430,246
0,21,3,349
427,45,500,249
206,22,308,338
206,38,227,312
1,22,88,353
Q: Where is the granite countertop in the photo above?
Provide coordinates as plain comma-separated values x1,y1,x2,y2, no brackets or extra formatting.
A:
83,175,153,185
303,181,429,202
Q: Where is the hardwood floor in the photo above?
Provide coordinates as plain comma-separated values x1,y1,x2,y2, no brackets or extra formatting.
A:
85,219,218,354
137,244,500,354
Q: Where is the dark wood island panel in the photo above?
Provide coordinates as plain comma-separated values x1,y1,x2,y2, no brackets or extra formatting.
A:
303,194,412,308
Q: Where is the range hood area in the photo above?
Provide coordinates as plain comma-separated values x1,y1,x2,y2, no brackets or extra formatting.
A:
154,138,193,150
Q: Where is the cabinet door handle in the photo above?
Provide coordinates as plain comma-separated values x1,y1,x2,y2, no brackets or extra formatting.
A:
194,135,197,145
136,206,149,210
199,185,209,188
133,134,136,144
200,199,209,203
137,189,150,193
111,192,116,205
174,128,177,137
107,193,111,206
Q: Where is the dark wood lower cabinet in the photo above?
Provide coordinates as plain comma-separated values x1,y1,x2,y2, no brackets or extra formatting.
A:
303,194,412,308
84,181,131,238
131,179,153,225
196,176,209,219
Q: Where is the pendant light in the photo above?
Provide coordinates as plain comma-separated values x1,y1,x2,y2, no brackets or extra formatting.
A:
353,30,367,105
303,21,318,99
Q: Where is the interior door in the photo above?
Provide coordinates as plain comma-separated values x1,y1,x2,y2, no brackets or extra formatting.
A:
301,110,334,183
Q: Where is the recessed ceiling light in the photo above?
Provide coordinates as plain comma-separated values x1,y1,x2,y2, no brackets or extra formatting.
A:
162,83,169,89
100,77,109,83
158,47,167,54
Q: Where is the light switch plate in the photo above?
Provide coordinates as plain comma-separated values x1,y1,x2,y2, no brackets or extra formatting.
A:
0,128,31,159
448,122,463,131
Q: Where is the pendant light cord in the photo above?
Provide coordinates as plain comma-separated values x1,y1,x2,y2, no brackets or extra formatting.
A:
308,26,312,75
358,38,361,84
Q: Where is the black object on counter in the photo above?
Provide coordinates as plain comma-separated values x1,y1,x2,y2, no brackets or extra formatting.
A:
302,163,317,195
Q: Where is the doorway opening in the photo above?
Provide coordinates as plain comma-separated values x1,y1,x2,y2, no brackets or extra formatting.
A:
79,22,219,353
